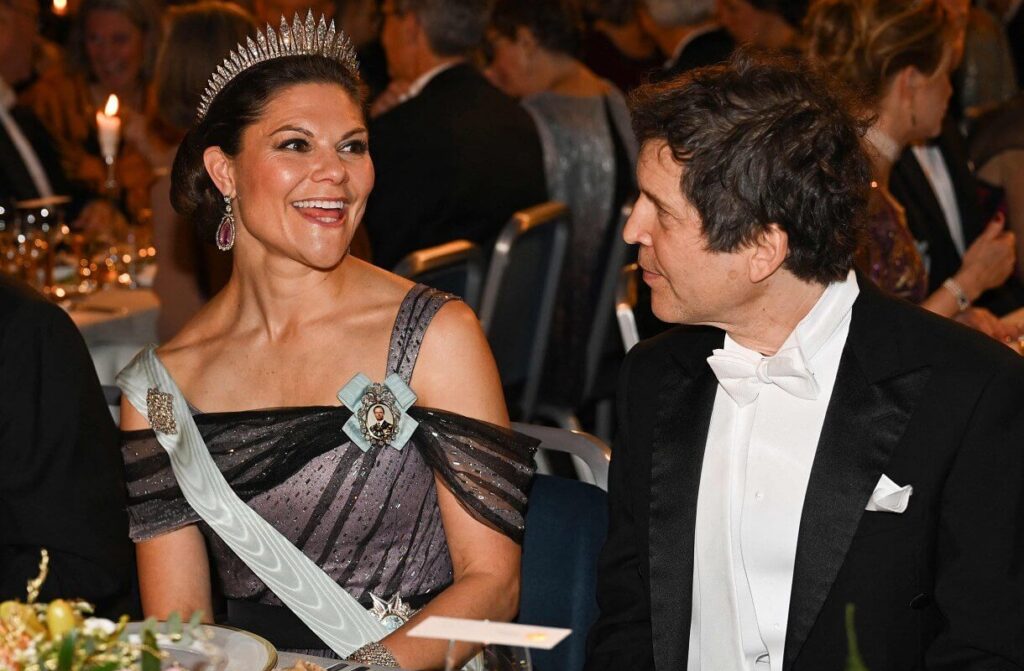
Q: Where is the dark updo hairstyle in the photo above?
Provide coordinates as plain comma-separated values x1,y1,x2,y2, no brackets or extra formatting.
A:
629,50,870,284
491,0,583,57
170,54,365,242
804,0,951,107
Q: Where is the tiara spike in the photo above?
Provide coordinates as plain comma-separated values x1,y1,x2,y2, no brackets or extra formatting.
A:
195,13,360,121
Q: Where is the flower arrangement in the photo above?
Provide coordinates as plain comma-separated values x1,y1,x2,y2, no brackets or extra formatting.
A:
0,550,206,671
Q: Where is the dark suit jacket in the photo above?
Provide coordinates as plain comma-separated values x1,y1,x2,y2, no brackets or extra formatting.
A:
0,275,134,616
0,105,71,203
1008,7,1024,90
364,64,548,270
663,27,735,79
890,117,1022,312
586,280,1024,671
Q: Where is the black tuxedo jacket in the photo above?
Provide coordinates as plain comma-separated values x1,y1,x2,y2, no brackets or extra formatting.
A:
586,281,1024,670
364,64,548,270
890,118,1022,312
0,275,134,616
0,104,72,203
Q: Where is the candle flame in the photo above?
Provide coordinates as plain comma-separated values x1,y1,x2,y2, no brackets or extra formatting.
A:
52,0,67,13
103,94,119,117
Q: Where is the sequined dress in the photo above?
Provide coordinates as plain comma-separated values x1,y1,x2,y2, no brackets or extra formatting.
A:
856,188,930,304
119,285,536,651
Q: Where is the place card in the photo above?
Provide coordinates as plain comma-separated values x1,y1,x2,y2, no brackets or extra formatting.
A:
406,617,571,650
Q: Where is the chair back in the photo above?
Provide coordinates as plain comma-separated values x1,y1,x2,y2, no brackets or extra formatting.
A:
519,474,608,671
479,202,570,420
392,239,485,311
615,262,641,352
581,203,632,400
513,422,610,491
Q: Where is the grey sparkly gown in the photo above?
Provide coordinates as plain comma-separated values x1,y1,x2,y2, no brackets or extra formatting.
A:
120,285,536,653
522,89,638,405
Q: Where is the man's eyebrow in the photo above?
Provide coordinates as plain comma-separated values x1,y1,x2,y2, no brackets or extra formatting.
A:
642,187,670,212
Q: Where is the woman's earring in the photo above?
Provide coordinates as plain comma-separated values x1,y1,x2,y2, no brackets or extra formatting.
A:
216,194,235,251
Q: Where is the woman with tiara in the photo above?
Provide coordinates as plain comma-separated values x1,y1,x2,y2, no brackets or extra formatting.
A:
116,13,536,669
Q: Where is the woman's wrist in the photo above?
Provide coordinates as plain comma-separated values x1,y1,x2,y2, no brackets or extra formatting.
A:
951,270,982,304
349,641,399,667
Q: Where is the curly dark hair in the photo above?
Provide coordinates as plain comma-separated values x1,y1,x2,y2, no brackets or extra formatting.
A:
629,50,870,284
170,55,365,243
490,0,582,56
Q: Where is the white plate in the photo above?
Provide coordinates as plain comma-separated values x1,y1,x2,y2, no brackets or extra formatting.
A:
125,622,278,671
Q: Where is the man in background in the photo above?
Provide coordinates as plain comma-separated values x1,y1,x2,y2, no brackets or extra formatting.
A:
364,0,547,269
639,0,734,79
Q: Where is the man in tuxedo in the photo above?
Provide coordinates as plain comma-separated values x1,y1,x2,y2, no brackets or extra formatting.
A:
0,0,72,206
363,0,547,270
586,54,1024,671
0,275,135,616
891,116,1023,314
639,0,734,79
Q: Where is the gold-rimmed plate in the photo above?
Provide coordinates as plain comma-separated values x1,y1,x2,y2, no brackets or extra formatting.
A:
125,621,278,671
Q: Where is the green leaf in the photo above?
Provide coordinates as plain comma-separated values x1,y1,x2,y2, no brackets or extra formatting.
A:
86,662,121,671
57,632,77,671
167,611,182,635
142,628,161,671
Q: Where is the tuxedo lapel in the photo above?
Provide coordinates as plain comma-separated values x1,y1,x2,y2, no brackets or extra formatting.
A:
783,288,932,669
649,335,721,671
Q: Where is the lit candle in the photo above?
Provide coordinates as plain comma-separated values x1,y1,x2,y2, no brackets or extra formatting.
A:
52,0,67,16
96,94,121,161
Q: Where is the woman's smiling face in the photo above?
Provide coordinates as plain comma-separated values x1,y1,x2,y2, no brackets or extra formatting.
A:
84,9,145,91
217,82,374,270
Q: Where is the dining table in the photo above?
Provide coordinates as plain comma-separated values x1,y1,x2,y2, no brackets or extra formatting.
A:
66,286,159,385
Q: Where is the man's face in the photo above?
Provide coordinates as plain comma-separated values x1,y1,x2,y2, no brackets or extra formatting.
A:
373,407,385,421
624,141,753,326
0,0,39,86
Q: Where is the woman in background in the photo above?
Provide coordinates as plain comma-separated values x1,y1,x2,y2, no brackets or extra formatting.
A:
487,0,638,406
147,1,256,341
806,0,1019,342
717,0,807,52
26,0,162,217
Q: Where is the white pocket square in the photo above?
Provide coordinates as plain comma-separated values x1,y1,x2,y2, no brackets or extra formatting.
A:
865,474,913,513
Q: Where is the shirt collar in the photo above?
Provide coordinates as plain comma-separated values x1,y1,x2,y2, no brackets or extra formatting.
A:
725,270,860,365
0,78,16,111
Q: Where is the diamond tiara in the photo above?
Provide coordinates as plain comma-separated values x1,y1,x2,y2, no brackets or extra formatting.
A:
196,10,360,121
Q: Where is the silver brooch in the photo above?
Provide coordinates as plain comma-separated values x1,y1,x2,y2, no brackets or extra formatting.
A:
146,388,177,434
368,593,416,633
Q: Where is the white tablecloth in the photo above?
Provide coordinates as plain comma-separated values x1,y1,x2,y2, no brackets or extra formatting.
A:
67,288,159,385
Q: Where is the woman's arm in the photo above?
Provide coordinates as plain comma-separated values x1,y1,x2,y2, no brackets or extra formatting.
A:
120,398,215,622
378,300,520,669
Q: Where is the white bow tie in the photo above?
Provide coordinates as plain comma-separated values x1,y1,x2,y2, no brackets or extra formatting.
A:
707,346,820,406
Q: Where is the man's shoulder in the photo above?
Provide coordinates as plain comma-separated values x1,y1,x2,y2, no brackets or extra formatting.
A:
0,275,72,334
624,325,723,379
853,284,1024,377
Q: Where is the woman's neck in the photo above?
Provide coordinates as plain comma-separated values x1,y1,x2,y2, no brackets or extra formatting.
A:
865,114,909,188
223,247,356,342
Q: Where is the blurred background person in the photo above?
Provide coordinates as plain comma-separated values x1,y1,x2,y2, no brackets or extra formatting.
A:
363,0,547,270
487,0,637,406
0,0,73,207
146,1,256,341
806,0,1020,343
940,0,1017,125
578,0,661,93
254,0,335,25
336,0,390,101
639,0,734,79
978,0,1024,89
972,93,1024,288
717,0,808,53
25,0,162,220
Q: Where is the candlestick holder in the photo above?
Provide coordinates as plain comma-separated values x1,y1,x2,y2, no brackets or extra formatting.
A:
103,154,118,194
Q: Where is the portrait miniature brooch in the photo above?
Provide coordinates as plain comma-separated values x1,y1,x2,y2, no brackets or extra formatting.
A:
338,373,418,452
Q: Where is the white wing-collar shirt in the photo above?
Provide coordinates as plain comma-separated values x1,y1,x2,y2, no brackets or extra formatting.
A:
688,270,860,671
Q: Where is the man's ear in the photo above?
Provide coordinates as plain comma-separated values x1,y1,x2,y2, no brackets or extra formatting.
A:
748,223,789,283
203,146,235,198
